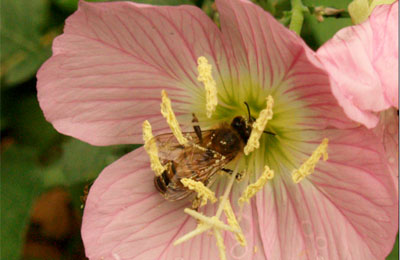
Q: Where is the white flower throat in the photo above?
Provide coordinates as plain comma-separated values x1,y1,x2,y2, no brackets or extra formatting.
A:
142,56,328,260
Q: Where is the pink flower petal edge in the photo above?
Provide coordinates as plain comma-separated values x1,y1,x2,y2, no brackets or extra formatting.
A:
37,0,229,145
37,0,357,148
370,2,399,109
256,127,398,260
216,0,356,130
82,147,266,260
317,2,398,128
373,108,399,193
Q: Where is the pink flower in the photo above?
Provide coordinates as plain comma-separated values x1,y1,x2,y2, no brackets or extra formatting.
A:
317,2,398,128
37,0,398,259
373,108,399,188
317,2,398,188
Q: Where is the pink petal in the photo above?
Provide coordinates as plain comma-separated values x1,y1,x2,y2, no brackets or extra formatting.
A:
37,0,228,145
373,108,399,193
216,0,355,130
370,2,399,109
317,2,398,127
256,127,398,259
82,147,266,260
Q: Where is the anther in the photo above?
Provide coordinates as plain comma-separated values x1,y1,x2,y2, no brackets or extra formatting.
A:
244,95,274,155
160,90,188,146
180,178,217,207
292,138,329,183
238,165,274,205
142,120,165,176
197,56,218,118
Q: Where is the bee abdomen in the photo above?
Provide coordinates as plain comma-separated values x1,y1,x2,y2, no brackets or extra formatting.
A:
154,161,177,195
154,173,167,194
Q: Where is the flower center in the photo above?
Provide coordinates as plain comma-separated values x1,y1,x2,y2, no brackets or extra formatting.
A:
142,56,329,260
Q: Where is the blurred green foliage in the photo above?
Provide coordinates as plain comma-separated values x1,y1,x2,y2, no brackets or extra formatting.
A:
1,0,52,86
1,146,43,260
0,0,398,259
387,235,399,260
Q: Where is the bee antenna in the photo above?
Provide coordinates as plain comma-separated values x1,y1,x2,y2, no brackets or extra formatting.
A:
244,102,252,121
263,130,276,136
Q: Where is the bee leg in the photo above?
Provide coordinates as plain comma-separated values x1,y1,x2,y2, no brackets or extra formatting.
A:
235,171,244,182
221,168,233,174
222,168,244,181
192,113,203,143
263,130,276,136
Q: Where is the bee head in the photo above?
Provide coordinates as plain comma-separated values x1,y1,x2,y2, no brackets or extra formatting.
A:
231,116,252,143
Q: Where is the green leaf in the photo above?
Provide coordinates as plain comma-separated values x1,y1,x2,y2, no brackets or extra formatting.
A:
61,139,115,185
1,146,43,260
1,0,52,86
1,93,60,152
302,14,352,49
60,139,138,185
252,0,277,15
98,0,196,4
299,0,354,49
386,234,399,260
303,0,352,10
42,162,67,187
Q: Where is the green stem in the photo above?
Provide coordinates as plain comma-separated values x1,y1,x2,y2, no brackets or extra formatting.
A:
289,0,306,35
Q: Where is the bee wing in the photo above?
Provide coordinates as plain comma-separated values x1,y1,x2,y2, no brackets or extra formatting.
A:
152,130,238,201
162,146,231,201
151,131,211,162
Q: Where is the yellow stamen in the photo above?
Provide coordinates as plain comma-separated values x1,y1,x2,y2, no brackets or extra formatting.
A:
181,178,217,206
142,120,165,176
223,200,247,246
197,56,218,118
173,164,241,256
160,90,188,146
292,138,329,183
244,95,274,155
213,228,227,260
238,165,274,205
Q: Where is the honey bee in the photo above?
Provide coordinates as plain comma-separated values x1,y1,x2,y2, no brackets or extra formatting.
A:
153,103,274,202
